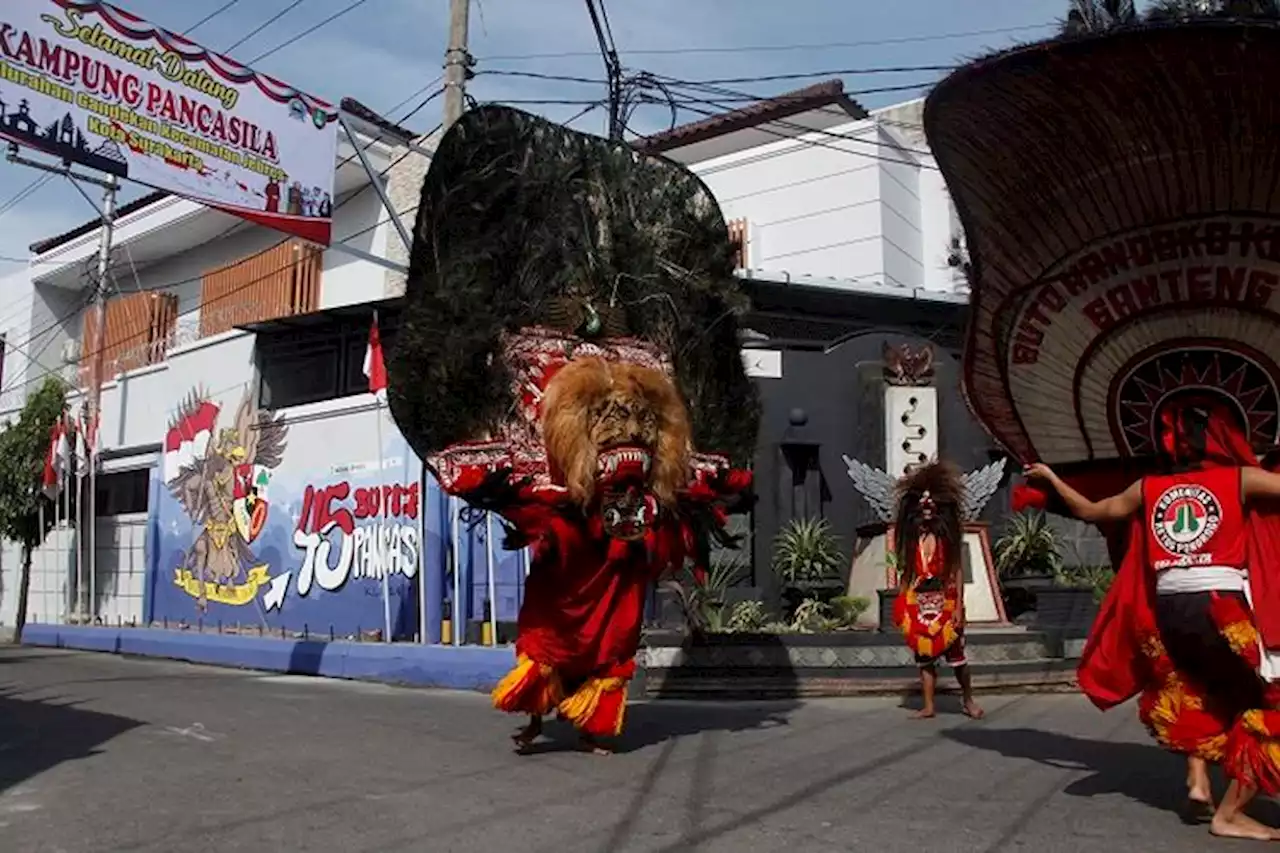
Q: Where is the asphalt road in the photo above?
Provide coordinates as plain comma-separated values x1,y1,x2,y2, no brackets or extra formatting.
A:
0,648,1268,853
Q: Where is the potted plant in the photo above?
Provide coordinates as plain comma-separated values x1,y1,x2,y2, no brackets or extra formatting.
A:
772,517,845,619
993,510,1064,620
878,551,900,631
660,558,744,638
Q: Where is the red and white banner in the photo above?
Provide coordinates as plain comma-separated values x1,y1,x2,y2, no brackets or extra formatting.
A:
0,1,339,244
163,399,219,482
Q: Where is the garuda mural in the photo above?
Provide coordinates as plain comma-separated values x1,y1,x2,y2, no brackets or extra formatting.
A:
163,388,288,611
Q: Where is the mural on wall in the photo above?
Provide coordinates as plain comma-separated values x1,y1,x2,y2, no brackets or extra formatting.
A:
164,389,287,610
150,386,427,638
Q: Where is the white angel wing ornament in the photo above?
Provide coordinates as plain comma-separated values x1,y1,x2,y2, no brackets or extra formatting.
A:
843,454,1007,523
841,455,898,522
960,458,1007,521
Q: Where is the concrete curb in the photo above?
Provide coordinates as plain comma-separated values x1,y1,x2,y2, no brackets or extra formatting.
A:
20,625,515,692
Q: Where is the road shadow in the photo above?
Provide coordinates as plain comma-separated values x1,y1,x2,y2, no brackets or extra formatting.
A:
944,725,1280,822
0,685,143,793
621,698,793,752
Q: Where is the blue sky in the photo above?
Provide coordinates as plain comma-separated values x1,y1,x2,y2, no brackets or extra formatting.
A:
0,0,1078,267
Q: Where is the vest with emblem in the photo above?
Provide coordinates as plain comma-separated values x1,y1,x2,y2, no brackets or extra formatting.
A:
1141,467,1246,572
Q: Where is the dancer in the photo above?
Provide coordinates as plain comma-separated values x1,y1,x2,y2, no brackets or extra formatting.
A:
893,462,984,720
459,357,750,753
1028,400,1280,841
386,105,759,756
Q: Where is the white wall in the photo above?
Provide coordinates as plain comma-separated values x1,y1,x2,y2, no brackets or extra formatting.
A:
686,116,928,289
322,187,392,310
664,99,959,294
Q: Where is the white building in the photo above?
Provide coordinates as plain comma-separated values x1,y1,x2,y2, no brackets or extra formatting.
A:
0,98,427,634
636,80,965,297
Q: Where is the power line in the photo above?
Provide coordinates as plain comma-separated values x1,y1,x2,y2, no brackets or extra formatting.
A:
224,0,307,54
248,0,376,64
184,0,244,35
652,77,938,158
652,92,939,170
478,23,1055,61
0,173,54,221
2,97,445,395
662,66,956,85
479,64,957,85
1,198,419,397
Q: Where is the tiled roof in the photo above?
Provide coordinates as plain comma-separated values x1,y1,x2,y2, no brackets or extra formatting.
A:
29,98,416,256
634,79,868,154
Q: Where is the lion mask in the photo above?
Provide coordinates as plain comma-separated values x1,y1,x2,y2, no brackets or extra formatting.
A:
541,356,692,539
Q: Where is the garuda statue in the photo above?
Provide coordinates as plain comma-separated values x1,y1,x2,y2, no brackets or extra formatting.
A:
387,106,758,754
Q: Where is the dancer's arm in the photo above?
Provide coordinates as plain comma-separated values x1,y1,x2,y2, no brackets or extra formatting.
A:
1024,463,1141,523
1243,466,1280,501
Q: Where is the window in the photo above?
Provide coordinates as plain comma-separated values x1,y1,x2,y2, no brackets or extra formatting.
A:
94,468,150,516
256,308,401,410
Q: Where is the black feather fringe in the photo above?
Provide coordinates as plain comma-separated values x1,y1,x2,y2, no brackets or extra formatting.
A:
386,105,760,468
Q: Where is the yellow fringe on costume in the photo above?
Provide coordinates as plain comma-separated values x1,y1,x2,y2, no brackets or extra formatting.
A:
492,654,563,716
1138,671,1229,762
557,675,629,737
1221,619,1261,660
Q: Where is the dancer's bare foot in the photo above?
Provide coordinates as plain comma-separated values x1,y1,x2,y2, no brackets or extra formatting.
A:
1210,811,1279,841
911,708,937,720
512,716,542,753
962,698,985,720
578,734,613,755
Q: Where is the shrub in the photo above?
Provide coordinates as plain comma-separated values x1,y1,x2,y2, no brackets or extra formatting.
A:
994,511,1064,578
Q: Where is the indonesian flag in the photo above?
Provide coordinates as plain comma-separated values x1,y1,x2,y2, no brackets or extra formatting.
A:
363,315,387,401
163,400,220,483
41,418,68,500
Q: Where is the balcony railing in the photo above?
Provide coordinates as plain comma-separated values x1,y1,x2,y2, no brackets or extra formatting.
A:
78,240,323,384
199,240,322,337
79,291,178,387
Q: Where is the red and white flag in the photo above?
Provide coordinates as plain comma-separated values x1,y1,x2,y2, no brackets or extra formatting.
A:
363,315,388,402
41,417,68,500
163,400,220,482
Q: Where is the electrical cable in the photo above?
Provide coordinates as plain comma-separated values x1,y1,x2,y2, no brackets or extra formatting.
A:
651,77,939,161
0,93,444,396
2,197,419,396
478,23,1055,61
0,173,55,221
248,0,375,65
184,0,244,36
223,0,307,54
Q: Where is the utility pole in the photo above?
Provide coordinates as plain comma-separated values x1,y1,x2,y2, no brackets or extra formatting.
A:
443,0,472,130
6,144,117,624
85,175,117,625
584,0,624,140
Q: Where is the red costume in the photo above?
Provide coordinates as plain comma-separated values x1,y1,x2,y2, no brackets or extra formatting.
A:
387,105,760,748
1025,402,1280,793
429,333,751,741
888,461,972,675
894,541,965,666
457,463,747,737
